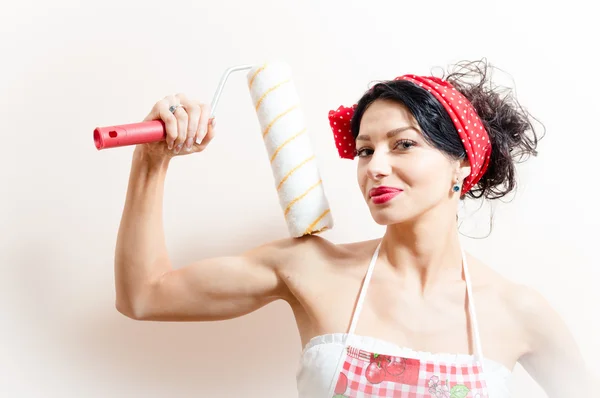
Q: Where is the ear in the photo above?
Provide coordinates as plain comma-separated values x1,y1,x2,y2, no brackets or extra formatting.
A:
457,158,471,182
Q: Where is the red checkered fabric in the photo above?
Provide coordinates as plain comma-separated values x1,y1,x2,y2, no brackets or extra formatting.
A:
332,346,488,397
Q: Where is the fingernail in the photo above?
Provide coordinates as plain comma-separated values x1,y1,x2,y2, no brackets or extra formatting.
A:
199,127,206,138
175,144,182,153
185,138,193,149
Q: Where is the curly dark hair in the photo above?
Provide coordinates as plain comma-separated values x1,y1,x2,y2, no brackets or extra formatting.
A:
350,59,544,201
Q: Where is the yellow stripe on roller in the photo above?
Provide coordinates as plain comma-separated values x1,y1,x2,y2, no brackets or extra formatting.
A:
270,128,307,163
248,64,266,90
304,209,331,235
276,155,315,191
284,179,323,216
255,79,291,111
262,105,298,138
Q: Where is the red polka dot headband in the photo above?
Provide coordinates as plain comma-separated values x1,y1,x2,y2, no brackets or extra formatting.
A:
328,75,492,195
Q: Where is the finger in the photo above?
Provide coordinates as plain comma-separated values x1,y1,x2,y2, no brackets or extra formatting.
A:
195,103,212,145
172,105,188,154
195,117,216,152
182,100,200,151
155,99,178,150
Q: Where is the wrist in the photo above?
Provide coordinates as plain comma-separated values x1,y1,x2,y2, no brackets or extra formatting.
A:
133,146,171,172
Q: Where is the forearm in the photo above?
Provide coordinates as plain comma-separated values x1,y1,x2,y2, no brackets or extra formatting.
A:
114,148,172,316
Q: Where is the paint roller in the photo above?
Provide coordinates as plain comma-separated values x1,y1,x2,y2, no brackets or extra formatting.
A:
93,61,334,237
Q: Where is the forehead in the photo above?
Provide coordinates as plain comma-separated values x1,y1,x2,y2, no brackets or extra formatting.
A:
358,99,421,136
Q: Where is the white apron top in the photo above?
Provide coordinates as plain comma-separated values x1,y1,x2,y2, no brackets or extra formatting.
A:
296,241,513,397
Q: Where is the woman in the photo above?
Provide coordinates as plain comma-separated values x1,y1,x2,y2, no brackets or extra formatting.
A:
113,61,593,397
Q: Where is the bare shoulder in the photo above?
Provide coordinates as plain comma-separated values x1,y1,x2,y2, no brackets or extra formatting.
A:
466,253,563,352
503,281,553,320
503,280,571,355
250,234,377,311
468,254,551,315
265,234,380,272
465,255,594,393
489,268,556,337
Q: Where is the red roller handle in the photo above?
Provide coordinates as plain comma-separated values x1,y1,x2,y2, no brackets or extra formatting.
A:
93,120,166,150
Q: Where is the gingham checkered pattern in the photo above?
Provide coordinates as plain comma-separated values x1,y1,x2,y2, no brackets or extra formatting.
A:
332,346,488,398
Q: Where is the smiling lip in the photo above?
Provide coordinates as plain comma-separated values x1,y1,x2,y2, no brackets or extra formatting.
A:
369,187,403,204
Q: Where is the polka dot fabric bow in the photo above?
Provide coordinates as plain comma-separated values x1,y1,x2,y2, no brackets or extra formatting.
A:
328,75,492,195
328,104,357,160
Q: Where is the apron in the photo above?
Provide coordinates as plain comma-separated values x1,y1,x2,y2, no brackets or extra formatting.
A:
327,241,489,398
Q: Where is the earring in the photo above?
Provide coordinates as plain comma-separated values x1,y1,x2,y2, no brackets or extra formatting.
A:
453,184,461,193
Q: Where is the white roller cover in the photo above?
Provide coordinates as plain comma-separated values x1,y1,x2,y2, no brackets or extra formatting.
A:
246,61,334,237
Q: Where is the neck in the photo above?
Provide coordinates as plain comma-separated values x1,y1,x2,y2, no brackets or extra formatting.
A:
381,204,464,294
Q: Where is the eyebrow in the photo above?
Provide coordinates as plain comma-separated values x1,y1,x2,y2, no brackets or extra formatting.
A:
356,126,419,142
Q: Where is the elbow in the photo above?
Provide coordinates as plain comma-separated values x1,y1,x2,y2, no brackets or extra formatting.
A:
115,295,151,320
114,277,160,320
115,300,137,319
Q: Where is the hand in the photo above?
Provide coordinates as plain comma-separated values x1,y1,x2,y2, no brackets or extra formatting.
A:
137,93,216,160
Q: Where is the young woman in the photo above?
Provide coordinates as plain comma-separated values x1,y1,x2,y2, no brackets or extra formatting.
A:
113,61,593,397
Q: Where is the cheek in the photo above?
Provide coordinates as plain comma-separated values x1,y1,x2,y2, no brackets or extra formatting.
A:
399,157,452,190
357,167,368,192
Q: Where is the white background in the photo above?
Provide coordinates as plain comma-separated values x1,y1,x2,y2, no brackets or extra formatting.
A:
1,0,598,397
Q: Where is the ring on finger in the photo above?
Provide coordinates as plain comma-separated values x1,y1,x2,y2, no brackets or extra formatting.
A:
169,104,184,114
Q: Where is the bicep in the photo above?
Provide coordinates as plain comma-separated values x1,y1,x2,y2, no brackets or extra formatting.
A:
140,249,290,322
517,287,595,396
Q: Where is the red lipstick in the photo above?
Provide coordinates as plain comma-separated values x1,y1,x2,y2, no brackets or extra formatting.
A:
369,186,403,204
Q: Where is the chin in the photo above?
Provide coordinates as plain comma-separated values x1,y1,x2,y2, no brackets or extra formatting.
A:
369,205,415,226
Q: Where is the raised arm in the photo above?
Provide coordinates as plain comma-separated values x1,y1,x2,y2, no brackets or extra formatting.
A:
113,93,295,322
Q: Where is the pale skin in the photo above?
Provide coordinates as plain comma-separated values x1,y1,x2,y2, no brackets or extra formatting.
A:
115,93,595,397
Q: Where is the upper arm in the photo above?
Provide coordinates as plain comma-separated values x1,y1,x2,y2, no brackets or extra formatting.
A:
514,285,596,396
131,238,300,322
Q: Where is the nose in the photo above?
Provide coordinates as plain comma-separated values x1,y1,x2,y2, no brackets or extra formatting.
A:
366,149,391,181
